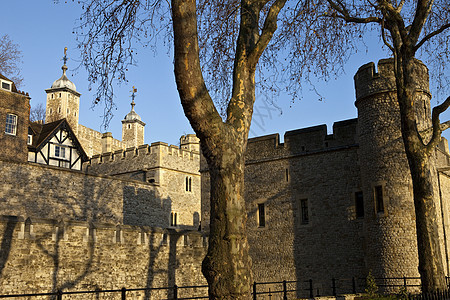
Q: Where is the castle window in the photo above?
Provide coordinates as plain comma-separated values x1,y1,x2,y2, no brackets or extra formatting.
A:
59,93,61,97
170,212,177,227
27,134,32,145
257,203,266,228
58,107,61,113
5,114,17,135
50,108,53,114
186,176,192,192
51,94,54,99
300,199,309,224
355,191,364,218
128,124,131,129
285,168,289,182
374,185,384,213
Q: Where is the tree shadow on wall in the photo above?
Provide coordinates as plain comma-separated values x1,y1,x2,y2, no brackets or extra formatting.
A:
0,217,17,279
122,186,172,228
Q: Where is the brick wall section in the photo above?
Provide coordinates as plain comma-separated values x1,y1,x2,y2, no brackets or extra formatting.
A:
0,89,30,163
0,216,207,298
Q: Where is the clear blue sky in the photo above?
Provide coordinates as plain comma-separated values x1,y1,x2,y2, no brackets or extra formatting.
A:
2,1,449,146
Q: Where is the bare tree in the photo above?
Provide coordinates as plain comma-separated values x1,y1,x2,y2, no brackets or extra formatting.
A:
30,103,46,122
275,0,450,292
0,35,23,88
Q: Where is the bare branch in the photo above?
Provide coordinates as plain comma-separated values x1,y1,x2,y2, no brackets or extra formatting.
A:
327,0,382,24
415,23,450,51
381,18,394,51
427,96,450,152
248,0,287,67
409,0,434,45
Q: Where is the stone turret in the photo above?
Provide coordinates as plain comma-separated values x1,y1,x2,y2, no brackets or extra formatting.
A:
180,134,200,152
122,87,145,149
355,59,434,287
45,48,81,135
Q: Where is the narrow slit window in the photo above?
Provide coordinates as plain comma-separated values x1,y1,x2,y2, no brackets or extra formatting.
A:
285,169,289,182
300,199,309,224
170,212,177,227
355,191,364,218
374,185,384,213
186,177,189,191
188,177,192,192
258,203,265,228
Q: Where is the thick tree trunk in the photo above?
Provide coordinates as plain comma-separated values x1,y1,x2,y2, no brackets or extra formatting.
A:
396,57,446,292
409,154,447,292
202,146,253,299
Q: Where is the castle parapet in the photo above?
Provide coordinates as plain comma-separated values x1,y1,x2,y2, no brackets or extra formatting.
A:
84,140,201,177
354,58,429,103
1,215,207,248
245,119,358,163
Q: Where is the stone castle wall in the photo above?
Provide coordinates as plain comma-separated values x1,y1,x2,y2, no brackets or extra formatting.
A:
201,119,366,296
77,124,124,157
85,142,201,229
0,160,179,228
0,216,207,299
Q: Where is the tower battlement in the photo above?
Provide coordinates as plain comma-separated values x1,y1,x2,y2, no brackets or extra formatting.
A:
354,58,430,103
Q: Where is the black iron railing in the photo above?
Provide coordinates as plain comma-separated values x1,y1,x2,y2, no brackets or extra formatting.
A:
0,277,449,299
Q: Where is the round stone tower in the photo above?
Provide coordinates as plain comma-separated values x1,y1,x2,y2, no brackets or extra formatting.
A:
355,59,434,287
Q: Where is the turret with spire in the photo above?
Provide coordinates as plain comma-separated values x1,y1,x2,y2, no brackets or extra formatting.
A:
45,47,81,134
122,86,146,148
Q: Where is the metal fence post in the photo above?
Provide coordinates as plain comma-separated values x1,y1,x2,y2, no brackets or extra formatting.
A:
121,287,126,300
309,279,313,299
173,284,178,300
253,281,257,300
332,278,336,296
352,277,356,294
283,280,287,300
57,290,62,300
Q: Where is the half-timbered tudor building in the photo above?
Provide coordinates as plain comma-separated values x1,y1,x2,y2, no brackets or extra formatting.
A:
28,118,88,170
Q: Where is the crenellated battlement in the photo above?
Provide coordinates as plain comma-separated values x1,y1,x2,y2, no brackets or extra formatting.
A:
244,118,358,163
84,140,201,178
354,58,429,103
0,215,207,248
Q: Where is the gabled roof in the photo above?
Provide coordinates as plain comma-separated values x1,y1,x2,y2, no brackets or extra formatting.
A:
0,73,18,93
28,119,88,162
